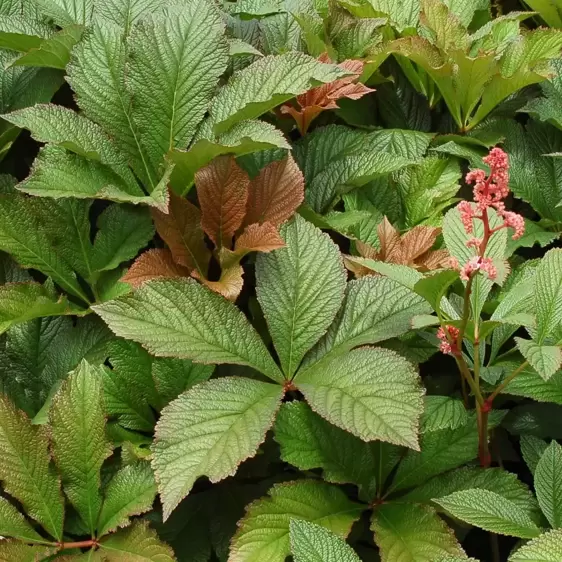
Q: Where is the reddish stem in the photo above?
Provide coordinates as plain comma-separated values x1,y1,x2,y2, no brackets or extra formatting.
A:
58,539,97,550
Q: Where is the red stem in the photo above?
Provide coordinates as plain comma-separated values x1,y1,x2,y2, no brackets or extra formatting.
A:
58,539,97,550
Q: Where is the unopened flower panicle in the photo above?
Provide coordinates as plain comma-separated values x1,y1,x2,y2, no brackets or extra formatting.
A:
459,256,497,282
437,325,461,355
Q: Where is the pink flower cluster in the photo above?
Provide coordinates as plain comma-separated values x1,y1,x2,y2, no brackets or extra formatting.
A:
459,148,525,242
452,147,525,283
437,325,460,355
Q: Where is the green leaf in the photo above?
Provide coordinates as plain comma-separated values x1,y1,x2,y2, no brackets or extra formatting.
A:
535,248,562,343
152,377,283,520
0,542,54,562
0,281,79,333
274,401,378,500
97,462,157,536
91,204,154,273
498,361,562,405
516,338,562,382
535,440,562,529
521,435,548,476
169,119,290,193
152,357,214,405
229,480,363,562
422,396,469,432
303,276,429,370
414,270,459,314
256,215,346,378
99,520,176,561
290,520,361,562
0,315,112,416
0,496,46,543
0,194,89,301
389,416,479,493
371,503,466,562
3,104,138,187
434,489,541,539
0,394,64,540
210,52,347,133
93,278,283,383
297,347,424,450
0,16,51,52
10,24,83,69
35,0,92,26
508,528,562,561
127,0,229,175
401,467,539,516
50,360,111,535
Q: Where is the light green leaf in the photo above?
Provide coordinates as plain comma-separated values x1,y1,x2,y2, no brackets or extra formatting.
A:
128,0,228,175
389,416,479,493
535,248,562,343
371,503,466,562
521,435,548,476
0,16,51,52
0,194,89,301
93,278,283,383
0,542,54,562
297,347,424,450
35,0,92,26
434,489,541,538
3,104,137,185
516,338,562,382
274,401,378,500
152,377,283,520
535,440,562,529
422,396,468,432
97,462,156,536
169,119,290,193
290,520,361,562
256,215,346,378
0,496,46,543
50,360,111,535
229,480,363,562
0,282,79,333
414,270,459,314
228,38,263,57
401,467,539,517
0,394,64,540
99,520,176,561
303,276,429,370
210,52,347,133
233,0,283,18
508,528,562,561
91,204,154,273
498,361,562,405
10,24,83,69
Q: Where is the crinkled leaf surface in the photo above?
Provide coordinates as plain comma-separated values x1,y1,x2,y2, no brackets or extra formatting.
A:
535,440,562,529
297,347,424,449
153,377,283,519
508,528,562,561
256,215,346,377
93,279,282,382
229,480,363,562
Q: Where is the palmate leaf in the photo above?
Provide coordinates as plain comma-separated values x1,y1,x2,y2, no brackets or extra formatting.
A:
152,377,284,519
303,275,429,370
297,347,424,450
229,480,363,562
256,215,346,377
535,440,562,529
275,401,378,500
97,462,157,536
93,278,283,383
0,394,64,540
50,360,112,535
210,52,348,133
371,503,467,562
516,338,562,382
434,489,541,539
290,520,361,562
508,528,562,561
99,520,176,561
